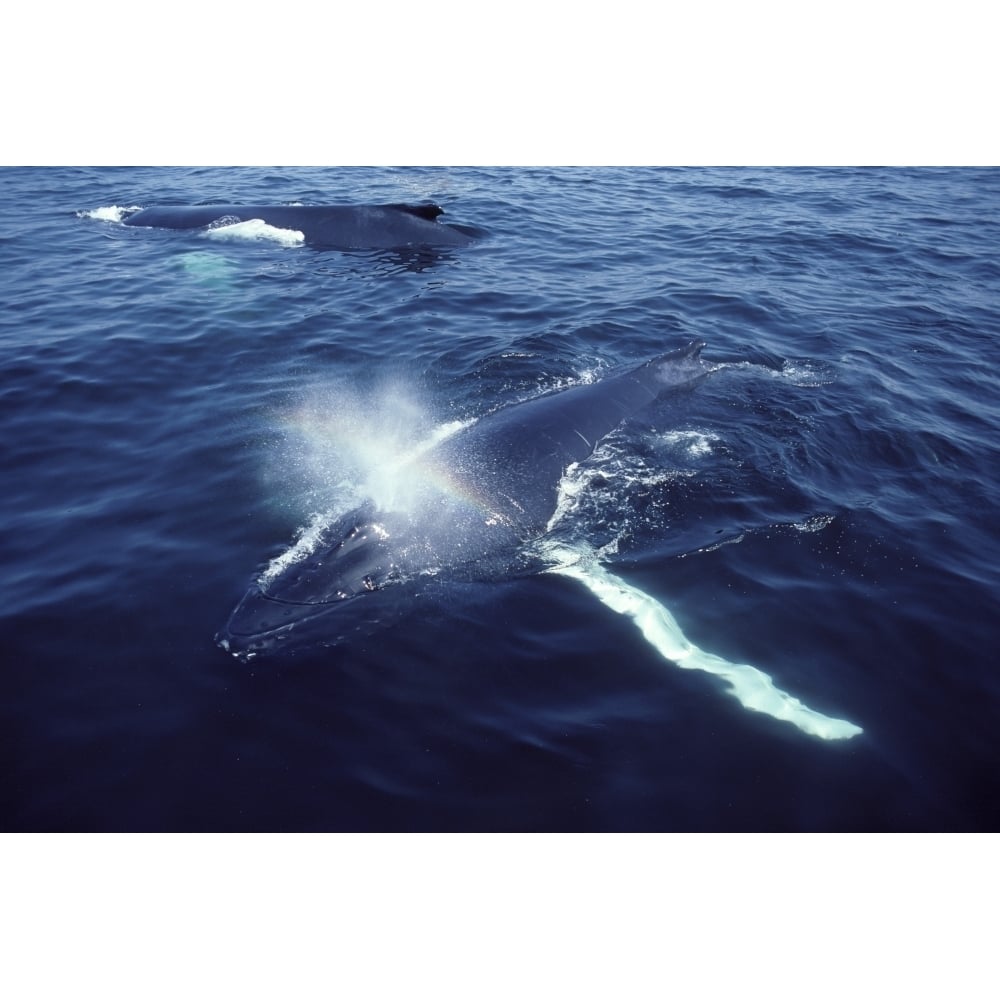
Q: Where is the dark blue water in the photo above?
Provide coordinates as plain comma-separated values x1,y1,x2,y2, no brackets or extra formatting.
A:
3,166,999,831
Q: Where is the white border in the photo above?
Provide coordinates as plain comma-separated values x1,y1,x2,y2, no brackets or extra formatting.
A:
5,4,996,164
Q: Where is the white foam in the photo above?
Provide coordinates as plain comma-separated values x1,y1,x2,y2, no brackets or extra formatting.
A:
78,205,142,222
544,433,691,536
545,543,863,741
657,429,718,458
792,513,836,533
202,218,304,246
715,358,836,387
775,360,837,387
546,460,584,532
258,509,340,587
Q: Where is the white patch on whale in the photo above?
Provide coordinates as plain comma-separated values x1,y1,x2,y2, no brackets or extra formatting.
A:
544,542,863,741
202,218,304,246
542,448,863,741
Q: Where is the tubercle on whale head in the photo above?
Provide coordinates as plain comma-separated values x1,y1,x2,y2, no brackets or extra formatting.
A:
263,504,404,599
217,511,406,656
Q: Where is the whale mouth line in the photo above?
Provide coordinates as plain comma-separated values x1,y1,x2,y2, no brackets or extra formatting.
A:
223,586,360,642
256,590,356,607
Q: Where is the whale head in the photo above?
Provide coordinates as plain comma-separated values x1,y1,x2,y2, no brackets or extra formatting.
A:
219,504,402,657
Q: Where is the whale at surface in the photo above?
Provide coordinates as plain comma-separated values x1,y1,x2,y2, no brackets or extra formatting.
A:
122,202,481,249
222,340,711,646
218,340,863,741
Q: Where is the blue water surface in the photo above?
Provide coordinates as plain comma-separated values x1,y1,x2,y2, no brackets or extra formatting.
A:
2,166,999,831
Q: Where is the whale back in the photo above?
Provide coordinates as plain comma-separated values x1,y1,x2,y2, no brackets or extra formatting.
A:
122,203,477,248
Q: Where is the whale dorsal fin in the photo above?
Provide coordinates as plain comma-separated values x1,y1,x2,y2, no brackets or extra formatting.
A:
385,203,444,222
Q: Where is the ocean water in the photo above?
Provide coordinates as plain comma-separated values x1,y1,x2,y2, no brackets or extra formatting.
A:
2,165,999,831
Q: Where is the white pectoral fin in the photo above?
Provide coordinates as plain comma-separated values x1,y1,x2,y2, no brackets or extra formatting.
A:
545,546,863,741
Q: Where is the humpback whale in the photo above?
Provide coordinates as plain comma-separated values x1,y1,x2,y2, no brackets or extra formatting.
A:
219,341,863,741
122,202,480,249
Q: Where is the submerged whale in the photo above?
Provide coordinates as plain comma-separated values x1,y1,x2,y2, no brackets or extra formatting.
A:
122,202,480,249
219,340,863,741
